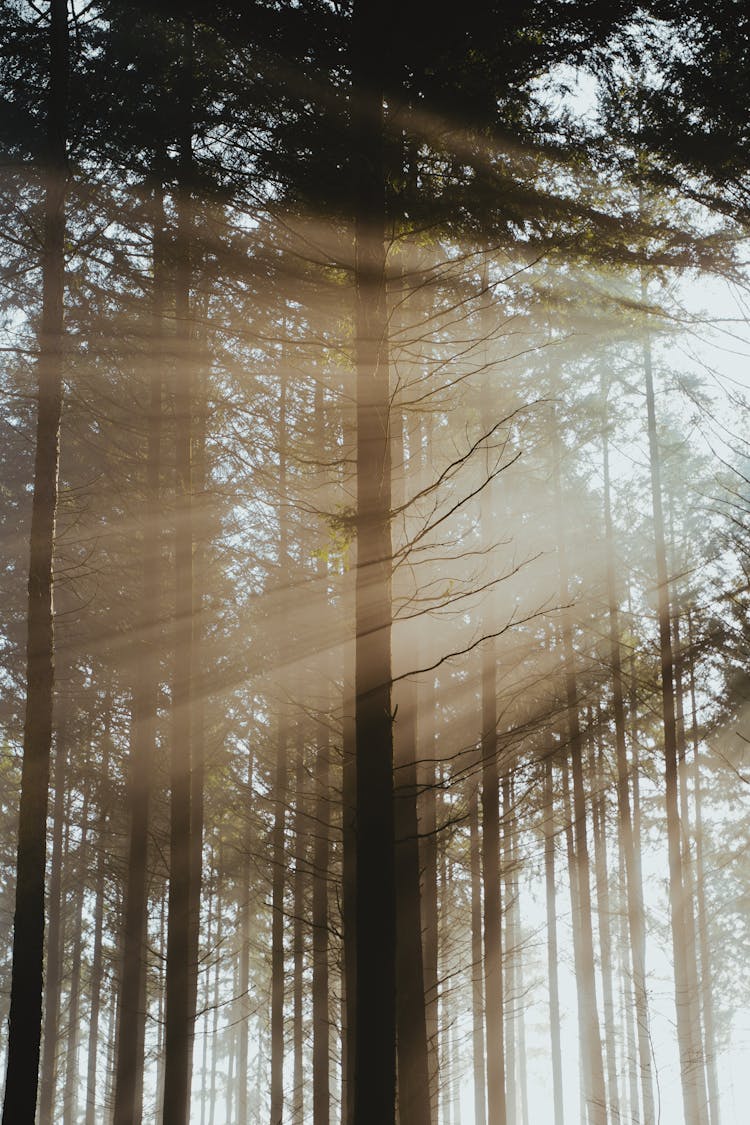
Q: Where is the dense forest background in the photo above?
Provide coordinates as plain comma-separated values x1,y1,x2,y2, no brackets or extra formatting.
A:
1,1,750,1123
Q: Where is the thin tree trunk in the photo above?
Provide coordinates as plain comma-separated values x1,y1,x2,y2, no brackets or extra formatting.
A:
419,676,440,1122
293,727,306,1123
39,699,69,1125
113,179,164,1125
352,1,396,1117
63,776,90,1125
589,730,621,1123
601,377,654,1124
85,698,112,1125
2,4,68,1120
162,21,196,1121
687,610,721,1125
502,774,516,1125
238,751,255,1125
392,415,431,1125
553,438,608,1125
469,778,487,1125
641,327,707,1124
269,716,288,1125
313,695,332,1125
543,756,564,1125
341,669,356,1125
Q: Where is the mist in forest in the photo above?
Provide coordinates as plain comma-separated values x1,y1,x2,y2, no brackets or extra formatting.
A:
0,2,749,1125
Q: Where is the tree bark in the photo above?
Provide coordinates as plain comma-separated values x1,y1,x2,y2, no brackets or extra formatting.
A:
39,698,68,1125
2,3,68,1120
469,776,487,1125
641,327,707,1124
162,22,196,1124
351,0,396,1117
553,436,607,1125
601,378,654,1124
542,756,564,1125
113,179,164,1125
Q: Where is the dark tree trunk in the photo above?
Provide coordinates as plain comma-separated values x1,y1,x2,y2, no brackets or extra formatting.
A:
502,774,516,1125
351,0,396,1118
162,22,196,1124
313,701,331,1125
269,720,288,1125
481,634,506,1125
293,727,306,1123
2,4,68,1120
469,777,487,1125
418,676,440,1122
113,181,164,1125
341,669,356,1125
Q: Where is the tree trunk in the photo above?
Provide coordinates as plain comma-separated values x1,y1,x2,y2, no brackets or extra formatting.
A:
469,777,487,1125
162,22,196,1123
601,377,654,1124
293,727,306,1123
39,698,68,1125
313,698,332,1125
113,179,164,1125
542,756,564,1125
85,698,112,1125
641,327,707,1124
687,610,721,1125
418,676,440,1122
589,729,621,1123
2,4,68,1120
63,770,90,1125
351,0,396,1117
502,774,516,1125
270,717,288,1125
553,439,607,1125
238,809,252,1124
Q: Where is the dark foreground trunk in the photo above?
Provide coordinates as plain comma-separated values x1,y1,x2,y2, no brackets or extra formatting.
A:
2,4,68,1121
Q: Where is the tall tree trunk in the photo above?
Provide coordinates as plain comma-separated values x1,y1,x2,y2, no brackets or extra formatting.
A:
163,22,196,1124
687,610,721,1125
341,669,356,1125
469,776,487,1125
85,756,107,1125
237,754,253,1125
2,4,68,1120
641,326,707,1124
313,694,332,1125
502,774,516,1125
293,727,306,1123
351,0,396,1118
113,179,164,1125
601,377,654,1124
553,439,607,1125
270,368,290,1125
269,721,288,1125
85,693,112,1125
589,729,621,1123
63,778,90,1125
542,756,564,1125
392,415,431,1125
419,675,440,1121
39,698,69,1125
